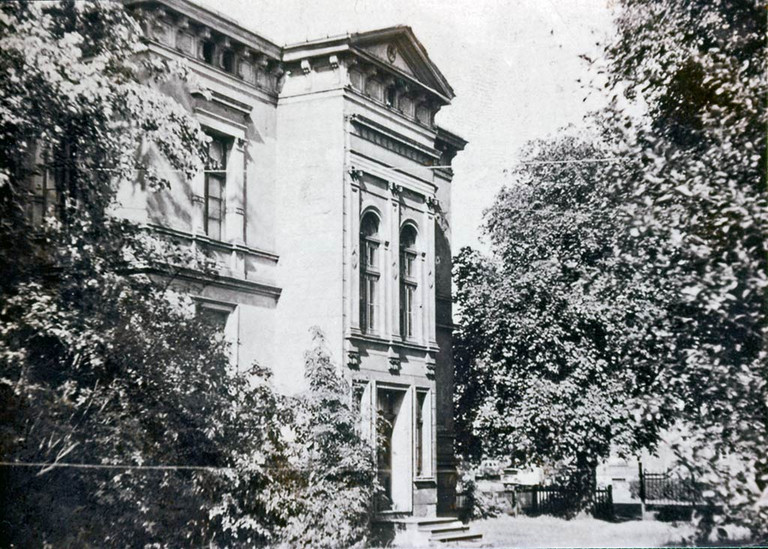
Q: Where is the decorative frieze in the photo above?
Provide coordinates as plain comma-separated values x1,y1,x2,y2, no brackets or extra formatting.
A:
176,31,195,56
351,118,439,165
153,20,174,46
137,6,282,95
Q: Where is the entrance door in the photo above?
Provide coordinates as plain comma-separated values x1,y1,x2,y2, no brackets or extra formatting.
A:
376,388,412,512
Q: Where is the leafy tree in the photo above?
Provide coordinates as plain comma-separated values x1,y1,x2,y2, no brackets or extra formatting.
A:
602,0,768,540
280,328,378,549
0,2,293,545
454,129,680,503
455,0,768,540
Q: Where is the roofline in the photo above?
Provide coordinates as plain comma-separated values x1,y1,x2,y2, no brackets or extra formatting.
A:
283,25,455,101
124,2,458,106
124,0,282,58
436,126,468,150
352,26,454,99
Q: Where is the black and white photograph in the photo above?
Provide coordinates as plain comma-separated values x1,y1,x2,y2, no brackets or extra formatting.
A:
0,0,765,547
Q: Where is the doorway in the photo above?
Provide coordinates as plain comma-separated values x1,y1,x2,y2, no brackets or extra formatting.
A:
376,387,412,512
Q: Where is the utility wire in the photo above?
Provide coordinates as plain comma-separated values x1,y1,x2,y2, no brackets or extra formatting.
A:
0,461,230,472
0,461,378,473
33,157,625,175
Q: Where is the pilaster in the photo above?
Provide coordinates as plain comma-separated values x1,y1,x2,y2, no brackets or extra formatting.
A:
225,137,246,244
348,167,364,333
425,196,438,348
191,171,205,235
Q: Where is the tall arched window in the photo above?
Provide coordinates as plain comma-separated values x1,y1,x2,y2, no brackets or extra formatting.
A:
360,212,380,333
400,224,418,339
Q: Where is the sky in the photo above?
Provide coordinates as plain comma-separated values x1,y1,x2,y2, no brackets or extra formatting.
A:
198,0,616,250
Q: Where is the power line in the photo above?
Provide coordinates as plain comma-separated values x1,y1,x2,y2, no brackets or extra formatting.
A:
0,461,230,472
32,157,626,176
512,157,624,166
0,461,378,473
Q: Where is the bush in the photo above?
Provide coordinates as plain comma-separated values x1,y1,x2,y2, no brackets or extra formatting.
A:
278,328,378,548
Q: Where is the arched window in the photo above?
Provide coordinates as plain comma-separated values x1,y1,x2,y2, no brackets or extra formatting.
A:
360,212,380,333
400,224,418,339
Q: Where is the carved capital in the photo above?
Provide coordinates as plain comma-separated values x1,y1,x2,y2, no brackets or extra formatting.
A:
348,167,364,183
271,62,286,93
255,53,269,69
198,26,212,40
425,353,436,378
389,181,403,196
347,351,361,370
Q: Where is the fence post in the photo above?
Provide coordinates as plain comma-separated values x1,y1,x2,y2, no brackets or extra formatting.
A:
608,485,614,520
638,461,647,519
532,485,538,515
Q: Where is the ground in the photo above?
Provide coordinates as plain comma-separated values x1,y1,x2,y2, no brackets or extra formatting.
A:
464,515,695,548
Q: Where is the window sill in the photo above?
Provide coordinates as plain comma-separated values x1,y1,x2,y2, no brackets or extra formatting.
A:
148,223,279,262
414,477,437,487
348,332,433,354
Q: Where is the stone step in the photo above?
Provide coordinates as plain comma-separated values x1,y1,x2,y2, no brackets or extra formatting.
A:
418,520,464,531
432,531,484,543
415,517,461,527
427,524,469,535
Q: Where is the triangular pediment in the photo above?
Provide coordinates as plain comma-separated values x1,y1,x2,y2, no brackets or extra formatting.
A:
359,42,417,78
350,27,454,102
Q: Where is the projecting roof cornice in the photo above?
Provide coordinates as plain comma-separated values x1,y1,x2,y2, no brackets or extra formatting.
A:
124,0,282,59
283,26,455,105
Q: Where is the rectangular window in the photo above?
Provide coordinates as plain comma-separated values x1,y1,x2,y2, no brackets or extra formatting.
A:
415,391,431,477
196,303,230,335
205,135,228,241
363,240,379,270
400,283,415,338
362,273,378,332
401,251,416,279
29,164,59,224
204,174,224,240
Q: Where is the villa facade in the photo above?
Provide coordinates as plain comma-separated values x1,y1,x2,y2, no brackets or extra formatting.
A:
120,0,466,516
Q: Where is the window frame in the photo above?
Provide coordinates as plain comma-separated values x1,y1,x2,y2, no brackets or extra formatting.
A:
399,224,419,340
204,134,230,241
360,211,381,334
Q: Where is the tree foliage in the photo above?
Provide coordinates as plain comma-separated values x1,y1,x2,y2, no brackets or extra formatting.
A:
603,0,768,540
454,130,678,493
0,2,376,546
455,0,767,539
280,328,378,549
